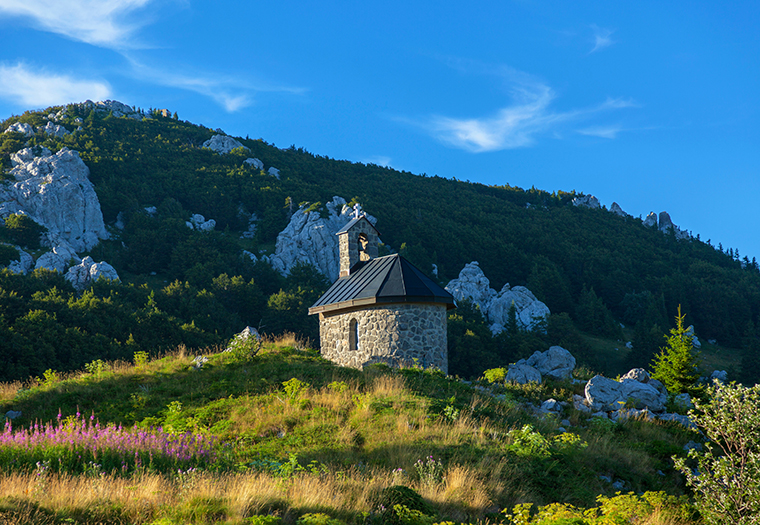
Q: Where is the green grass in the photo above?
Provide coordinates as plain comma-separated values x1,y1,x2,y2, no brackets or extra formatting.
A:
0,340,702,524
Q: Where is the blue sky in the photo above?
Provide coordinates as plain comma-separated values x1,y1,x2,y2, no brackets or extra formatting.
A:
0,1,758,261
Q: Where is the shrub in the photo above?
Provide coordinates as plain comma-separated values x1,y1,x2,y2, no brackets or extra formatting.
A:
376,486,433,524
674,380,760,524
483,367,507,383
1,213,47,249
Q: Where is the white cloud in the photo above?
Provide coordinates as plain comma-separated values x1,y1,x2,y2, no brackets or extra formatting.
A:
590,24,615,53
577,125,622,139
0,62,111,107
0,0,153,48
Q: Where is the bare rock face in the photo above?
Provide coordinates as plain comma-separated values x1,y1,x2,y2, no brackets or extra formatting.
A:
267,196,376,282
79,100,141,119
446,262,550,333
3,122,34,137
65,256,120,292
39,122,70,138
572,195,601,209
610,202,627,217
202,135,248,155
244,158,264,170
3,147,108,252
35,241,81,273
643,212,658,228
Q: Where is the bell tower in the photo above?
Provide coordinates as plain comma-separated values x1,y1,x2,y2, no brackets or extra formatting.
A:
337,204,379,277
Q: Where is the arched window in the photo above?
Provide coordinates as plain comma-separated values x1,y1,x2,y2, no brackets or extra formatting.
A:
358,233,370,262
349,318,359,351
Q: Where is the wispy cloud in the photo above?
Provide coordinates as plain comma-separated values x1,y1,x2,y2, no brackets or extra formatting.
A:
124,57,305,113
577,125,622,139
0,62,112,107
413,63,633,152
590,24,615,53
0,0,154,49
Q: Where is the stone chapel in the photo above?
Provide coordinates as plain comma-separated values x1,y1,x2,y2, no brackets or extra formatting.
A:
308,210,455,373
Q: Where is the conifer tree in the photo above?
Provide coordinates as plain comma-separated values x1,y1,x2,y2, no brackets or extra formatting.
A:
650,305,701,396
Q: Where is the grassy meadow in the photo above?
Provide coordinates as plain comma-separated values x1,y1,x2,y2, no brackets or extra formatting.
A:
0,337,702,524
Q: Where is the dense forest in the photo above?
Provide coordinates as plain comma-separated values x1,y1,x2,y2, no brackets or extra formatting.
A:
1,103,759,383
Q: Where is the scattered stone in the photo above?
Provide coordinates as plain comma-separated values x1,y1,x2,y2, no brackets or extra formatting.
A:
683,441,702,452
505,363,542,384
658,413,696,429
572,195,601,209
673,393,694,411
540,398,562,414
710,370,728,383
144,206,157,216
446,262,550,333
244,158,264,170
625,341,633,349
225,326,263,356
268,167,280,179
202,134,248,154
65,256,120,292
620,368,649,382
191,356,209,370
39,121,70,138
186,213,216,232
5,410,22,420
3,122,34,136
525,346,576,380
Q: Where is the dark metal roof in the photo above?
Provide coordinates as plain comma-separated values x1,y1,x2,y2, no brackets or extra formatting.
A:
335,215,379,235
309,254,456,314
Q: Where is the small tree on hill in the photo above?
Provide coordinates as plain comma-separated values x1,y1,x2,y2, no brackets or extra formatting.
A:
650,305,701,396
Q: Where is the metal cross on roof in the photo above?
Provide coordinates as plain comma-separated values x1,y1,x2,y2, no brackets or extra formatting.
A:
353,203,363,219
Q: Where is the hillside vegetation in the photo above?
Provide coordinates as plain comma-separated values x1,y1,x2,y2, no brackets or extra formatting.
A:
0,104,759,384
0,340,702,524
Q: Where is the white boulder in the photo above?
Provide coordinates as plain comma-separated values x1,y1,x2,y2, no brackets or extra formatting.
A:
2,147,108,252
186,213,216,232
643,212,658,228
446,262,550,333
34,241,81,273
202,135,248,155
572,195,600,209
244,158,264,170
583,370,668,413
505,363,542,384
65,256,120,292
39,122,70,138
4,122,34,136
610,202,627,217
5,246,34,275
268,167,280,179
10,147,51,167
268,196,377,281
526,346,576,380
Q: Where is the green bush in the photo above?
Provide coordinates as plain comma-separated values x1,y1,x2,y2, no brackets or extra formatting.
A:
376,486,433,525
1,213,47,249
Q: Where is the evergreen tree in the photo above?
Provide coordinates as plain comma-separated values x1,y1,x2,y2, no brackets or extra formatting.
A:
650,305,702,396
739,320,760,386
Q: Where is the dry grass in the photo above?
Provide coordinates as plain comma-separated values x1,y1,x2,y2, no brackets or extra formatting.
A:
0,381,22,403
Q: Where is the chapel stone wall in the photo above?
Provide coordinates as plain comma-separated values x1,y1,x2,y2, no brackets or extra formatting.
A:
319,303,448,374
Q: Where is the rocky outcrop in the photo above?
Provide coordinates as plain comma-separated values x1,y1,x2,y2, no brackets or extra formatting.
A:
34,241,81,273
503,346,575,384
610,202,627,217
78,100,141,119
445,262,550,333
642,211,690,239
1,147,108,252
5,246,34,275
643,212,658,228
572,195,600,209
267,196,376,281
202,135,248,155
39,122,70,138
244,158,264,169
3,122,34,136
65,256,120,292
582,369,668,413
186,213,216,232
268,167,280,179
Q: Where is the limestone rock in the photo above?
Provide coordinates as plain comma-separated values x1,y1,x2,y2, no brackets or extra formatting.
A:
3,147,108,252
673,393,694,411
5,410,22,420
610,202,627,217
710,370,728,383
658,211,690,239
5,246,33,275
268,167,280,179
643,212,658,228
186,214,216,232
505,363,542,384
202,134,248,155
526,346,576,380
78,100,140,119
4,122,34,136
658,413,696,429
584,373,668,413
446,262,550,332
34,241,81,273
268,196,377,281
540,398,562,414
244,158,264,170
572,195,600,209
620,368,649,382
39,122,70,138
685,325,701,348
11,147,51,167
65,256,120,292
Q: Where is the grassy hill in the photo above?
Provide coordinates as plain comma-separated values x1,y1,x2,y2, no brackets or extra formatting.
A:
1,102,758,385
0,339,701,524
